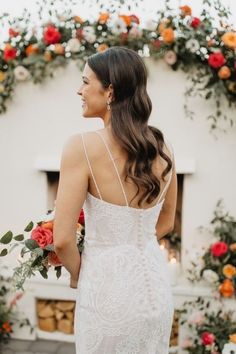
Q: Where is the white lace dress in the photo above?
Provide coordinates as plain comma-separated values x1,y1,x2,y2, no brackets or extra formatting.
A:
74,131,174,354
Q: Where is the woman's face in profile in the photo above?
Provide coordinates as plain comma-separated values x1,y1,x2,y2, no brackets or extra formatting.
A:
77,63,108,118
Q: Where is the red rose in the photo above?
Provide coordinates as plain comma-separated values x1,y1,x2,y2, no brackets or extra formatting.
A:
208,52,226,68
191,17,201,28
3,44,17,61
9,28,19,37
78,209,85,225
210,241,228,257
48,251,62,266
201,332,215,346
31,226,53,248
43,25,61,45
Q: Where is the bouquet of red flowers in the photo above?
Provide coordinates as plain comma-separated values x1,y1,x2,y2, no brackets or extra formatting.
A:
0,209,85,290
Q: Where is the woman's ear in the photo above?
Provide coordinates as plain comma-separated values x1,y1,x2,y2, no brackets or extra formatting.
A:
107,84,114,102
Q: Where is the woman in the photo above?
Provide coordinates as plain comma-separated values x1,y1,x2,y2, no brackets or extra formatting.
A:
54,47,177,354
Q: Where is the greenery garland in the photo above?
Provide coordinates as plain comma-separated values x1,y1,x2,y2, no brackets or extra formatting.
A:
0,0,236,130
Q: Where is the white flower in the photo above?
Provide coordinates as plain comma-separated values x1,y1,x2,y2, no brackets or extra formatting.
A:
185,38,200,53
222,342,236,354
143,19,157,31
83,26,96,43
67,38,81,53
109,17,127,35
129,24,143,38
14,66,30,81
202,269,219,284
164,50,177,65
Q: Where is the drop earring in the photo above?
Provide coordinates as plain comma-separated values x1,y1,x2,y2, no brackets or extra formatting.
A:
107,101,111,111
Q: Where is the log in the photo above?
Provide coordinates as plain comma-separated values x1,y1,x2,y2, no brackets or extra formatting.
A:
55,301,75,312
38,304,54,318
38,317,56,332
57,318,73,334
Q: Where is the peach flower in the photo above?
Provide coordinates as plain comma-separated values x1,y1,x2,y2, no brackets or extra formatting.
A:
223,264,236,278
229,334,236,344
25,44,38,56
229,243,236,251
98,12,110,24
161,28,175,44
180,5,192,16
218,66,231,79
97,44,108,53
219,279,234,297
221,31,236,49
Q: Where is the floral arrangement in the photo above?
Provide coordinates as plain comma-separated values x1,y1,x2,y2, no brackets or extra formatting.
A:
0,0,236,130
188,200,236,298
0,208,85,290
0,275,31,347
180,297,236,354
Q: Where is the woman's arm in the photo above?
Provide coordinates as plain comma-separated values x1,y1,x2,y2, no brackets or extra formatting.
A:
155,160,177,241
53,134,88,287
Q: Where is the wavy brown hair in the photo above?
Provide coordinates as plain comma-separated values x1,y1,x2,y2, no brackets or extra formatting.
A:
87,47,172,207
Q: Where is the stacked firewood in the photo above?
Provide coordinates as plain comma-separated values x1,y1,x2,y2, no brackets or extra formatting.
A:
37,299,75,334
169,310,179,347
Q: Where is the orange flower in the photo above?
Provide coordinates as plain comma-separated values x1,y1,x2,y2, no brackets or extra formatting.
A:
119,15,132,27
41,221,54,231
0,71,6,82
161,28,175,44
230,243,236,251
158,19,170,33
180,5,192,16
2,321,12,333
98,12,109,24
54,44,64,55
221,31,236,49
229,334,236,344
73,16,84,24
223,264,236,278
218,66,231,80
97,44,108,53
219,279,234,297
25,44,38,56
44,51,52,62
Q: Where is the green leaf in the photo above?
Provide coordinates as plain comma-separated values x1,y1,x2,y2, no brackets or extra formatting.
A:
0,231,13,244
39,267,48,279
14,234,24,241
55,266,62,279
0,248,8,256
25,239,39,250
24,221,34,232
44,244,54,251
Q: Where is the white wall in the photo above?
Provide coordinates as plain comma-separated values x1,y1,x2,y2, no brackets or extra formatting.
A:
0,58,236,273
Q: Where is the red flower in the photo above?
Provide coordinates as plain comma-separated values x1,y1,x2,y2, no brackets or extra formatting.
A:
9,28,19,37
210,241,228,257
31,226,53,248
191,17,201,28
78,209,85,225
152,39,162,49
43,25,61,45
3,44,17,61
76,28,84,40
208,52,226,69
48,251,62,266
201,332,215,346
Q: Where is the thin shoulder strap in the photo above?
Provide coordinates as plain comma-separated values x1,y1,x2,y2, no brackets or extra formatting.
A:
81,133,103,200
95,131,129,207
157,140,174,203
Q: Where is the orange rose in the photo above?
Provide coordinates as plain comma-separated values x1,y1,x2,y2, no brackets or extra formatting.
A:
219,279,234,297
221,31,236,49
119,15,132,27
44,51,52,62
2,321,12,333
54,44,64,55
230,243,236,251
218,66,231,79
97,44,108,53
229,334,236,344
180,5,192,16
161,28,175,44
158,19,170,33
98,12,109,24
41,221,54,231
25,44,38,56
73,16,84,24
223,264,236,278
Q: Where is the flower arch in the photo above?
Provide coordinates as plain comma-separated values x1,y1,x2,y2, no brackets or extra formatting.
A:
0,0,236,131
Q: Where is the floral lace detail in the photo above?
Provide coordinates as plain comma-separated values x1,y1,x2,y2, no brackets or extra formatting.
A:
74,194,174,354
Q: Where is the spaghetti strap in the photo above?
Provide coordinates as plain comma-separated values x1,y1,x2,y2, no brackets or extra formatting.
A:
81,133,103,200
156,140,174,203
95,131,129,207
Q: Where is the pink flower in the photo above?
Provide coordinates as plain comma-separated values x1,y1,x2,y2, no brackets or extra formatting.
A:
210,241,228,257
201,332,215,346
182,337,193,348
188,311,205,326
48,251,62,266
31,226,53,248
164,50,177,66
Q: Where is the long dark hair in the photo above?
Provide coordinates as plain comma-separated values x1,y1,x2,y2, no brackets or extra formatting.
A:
87,47,172,207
